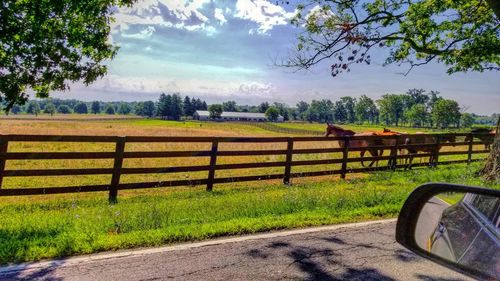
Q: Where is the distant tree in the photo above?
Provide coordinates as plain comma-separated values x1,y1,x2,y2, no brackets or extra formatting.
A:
222,100,238,112
73,102,88,114
296,101,309,120
117,103,131,115
377,94,405,126
305,99,333,123
91,101,101,114
461,113,475,128
432,99,461,128
258,102,270,113
57,105,72,114
333,100,347,123
201,101,208,110
156,93,171,117
183,96,194,116
105,104,115,115
405,104,428,127
135,101,155,117
170,93,183,120
11,105,21,115
26,101,41,116
273,102,289,121
340,97,356,123
208,104,223,119
265,106,280,122
43,103,56,116
406,89,429,106
354,95,376,124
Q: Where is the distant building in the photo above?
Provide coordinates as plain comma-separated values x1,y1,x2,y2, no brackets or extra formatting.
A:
193,111,284,122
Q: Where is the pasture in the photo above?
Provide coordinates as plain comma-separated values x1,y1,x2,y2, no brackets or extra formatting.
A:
0,118,495,263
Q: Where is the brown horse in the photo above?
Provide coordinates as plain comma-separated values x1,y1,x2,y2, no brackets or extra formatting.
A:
403,133,457,169
325,124,381,167
464,128,495,150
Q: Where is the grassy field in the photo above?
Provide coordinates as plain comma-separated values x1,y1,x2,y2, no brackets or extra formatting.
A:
0,118,493,264
0,162,497,264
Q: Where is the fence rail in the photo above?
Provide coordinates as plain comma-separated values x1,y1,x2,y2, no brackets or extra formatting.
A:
0,133,493,201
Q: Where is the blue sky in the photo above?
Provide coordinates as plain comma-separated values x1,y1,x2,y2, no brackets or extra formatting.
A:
58,0,500,115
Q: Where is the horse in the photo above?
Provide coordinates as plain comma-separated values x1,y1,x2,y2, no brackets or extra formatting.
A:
325,124,381,167
464,128,495,150
403,133,457,169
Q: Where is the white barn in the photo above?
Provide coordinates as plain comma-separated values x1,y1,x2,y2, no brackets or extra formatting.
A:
193,111,283,122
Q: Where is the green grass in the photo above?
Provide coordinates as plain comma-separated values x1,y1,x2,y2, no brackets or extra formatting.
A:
0,162,497,264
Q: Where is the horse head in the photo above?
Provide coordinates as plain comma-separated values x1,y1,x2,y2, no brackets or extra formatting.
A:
325,124,354,137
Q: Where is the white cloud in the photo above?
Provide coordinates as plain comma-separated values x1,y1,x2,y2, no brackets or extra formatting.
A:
214,8,227,25
121,26,156,39
113,0,214,35
234,0,293,34
77,75,276,99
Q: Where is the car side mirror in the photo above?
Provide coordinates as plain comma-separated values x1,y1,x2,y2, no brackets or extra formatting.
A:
396,183,500,280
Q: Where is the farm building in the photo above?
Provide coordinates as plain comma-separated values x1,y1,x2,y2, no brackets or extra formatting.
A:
193,111,284,122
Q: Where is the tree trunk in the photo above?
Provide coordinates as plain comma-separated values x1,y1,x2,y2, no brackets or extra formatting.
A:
479,117,500,181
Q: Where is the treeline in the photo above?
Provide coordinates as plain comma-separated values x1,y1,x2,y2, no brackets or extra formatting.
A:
6,89,497,128
7,94,208,120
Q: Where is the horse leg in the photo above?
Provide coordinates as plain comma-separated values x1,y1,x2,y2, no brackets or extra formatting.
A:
368,149,378,167
360,150,366,167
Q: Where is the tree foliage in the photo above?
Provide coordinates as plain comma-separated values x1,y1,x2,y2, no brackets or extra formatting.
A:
43,102,56,116
208,104,223,119
73,102,88,114
0,0,135,110
284,0,499,76
57,104,71,114
91,101,101,114
265,106,280,121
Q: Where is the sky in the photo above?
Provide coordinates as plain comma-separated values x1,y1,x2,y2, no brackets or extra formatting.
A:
55,0,500,115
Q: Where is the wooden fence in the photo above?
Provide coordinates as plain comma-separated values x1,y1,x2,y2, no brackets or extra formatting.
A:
0,133,492,202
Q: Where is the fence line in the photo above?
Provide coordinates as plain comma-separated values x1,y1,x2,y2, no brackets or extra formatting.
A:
0,133,492,201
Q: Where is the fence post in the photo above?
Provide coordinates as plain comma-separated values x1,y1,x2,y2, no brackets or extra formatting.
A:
341,137,349,179
390,136,400,170
433,135,441,167
207,139,219,191
110,136,126,203
283,138,294,185
0,137,8,189
467,133,474,164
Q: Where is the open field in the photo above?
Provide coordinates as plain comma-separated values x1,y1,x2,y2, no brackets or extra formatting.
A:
0,118,494,263
0,119,488,191
0,162,498,264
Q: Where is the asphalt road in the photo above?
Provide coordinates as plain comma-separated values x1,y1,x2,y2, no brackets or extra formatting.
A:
1,220,471,281
415,197,451,249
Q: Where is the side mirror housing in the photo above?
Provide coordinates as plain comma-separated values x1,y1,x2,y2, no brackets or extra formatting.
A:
396,183,500,280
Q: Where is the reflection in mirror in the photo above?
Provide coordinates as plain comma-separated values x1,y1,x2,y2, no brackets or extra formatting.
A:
415,192,500,279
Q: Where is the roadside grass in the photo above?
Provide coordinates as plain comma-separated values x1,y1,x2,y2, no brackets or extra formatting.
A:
0,162,497,264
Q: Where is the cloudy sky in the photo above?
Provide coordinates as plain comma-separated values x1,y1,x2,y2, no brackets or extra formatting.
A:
57,0,500,115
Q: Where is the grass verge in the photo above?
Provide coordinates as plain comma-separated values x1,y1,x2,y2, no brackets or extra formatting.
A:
0,162,497,264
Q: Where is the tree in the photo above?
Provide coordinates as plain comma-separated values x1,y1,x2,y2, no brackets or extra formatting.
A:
183,96,194,116
156,93,172,117
285,1,499,76
377,95,405,126
340,97,356,123
354,95,377,124
405,104,428,127
208,104,223,119
0,0,135,111
91,101,101,114
73,102,88,114
431,99,461,128
135,101,155,117
26,101,40,116
222,100,237,112
43,103,56,116
265,106,280,122
169,93,183,120
304,99,333,123
104,104,115,115
258,102,270,113
333,100,347,123
460,113,475,128
117,103,131,115
10,105,21,114
296,101,309,120
57,105,71,114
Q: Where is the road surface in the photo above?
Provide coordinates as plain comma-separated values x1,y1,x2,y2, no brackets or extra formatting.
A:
415,196,451,249
1,220,471,281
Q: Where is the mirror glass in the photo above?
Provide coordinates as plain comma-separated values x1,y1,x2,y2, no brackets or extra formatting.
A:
415,192,500,279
